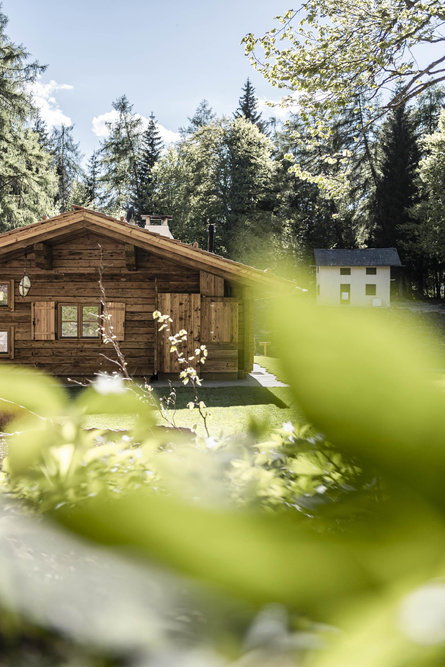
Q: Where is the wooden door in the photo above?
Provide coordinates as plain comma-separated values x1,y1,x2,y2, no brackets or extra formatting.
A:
157,293,201,373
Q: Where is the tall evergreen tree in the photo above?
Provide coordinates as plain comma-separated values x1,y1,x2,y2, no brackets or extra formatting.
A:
180,99,216,136
84,150,101,208
134,112,163,221
49,125,82,213
68,150,101,210
100,95,142,215
32,114,51,152
0,10,57,228
370,102,421,284
273,116,342,265
234,78,267,133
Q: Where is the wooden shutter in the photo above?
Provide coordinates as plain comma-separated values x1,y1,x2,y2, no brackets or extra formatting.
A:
104,302,125,340
200,271,224,297
157,293,201,373
32,302,55,340
201,298,238,343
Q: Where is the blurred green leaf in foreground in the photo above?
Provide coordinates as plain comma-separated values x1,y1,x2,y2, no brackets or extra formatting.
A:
0,299,445,666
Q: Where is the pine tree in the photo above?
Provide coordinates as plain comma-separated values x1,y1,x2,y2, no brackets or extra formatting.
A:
32,114,51,152
49,125,82,213
180,99,216,136
84,150,101,208
67,150,101,210
0,9,57,229
234,78,267,133
0,125,57,230
134,112,163,221
100,95,143,215
370,103,420,249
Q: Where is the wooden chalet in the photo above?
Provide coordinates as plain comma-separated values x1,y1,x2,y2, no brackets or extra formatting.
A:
0,207,278,381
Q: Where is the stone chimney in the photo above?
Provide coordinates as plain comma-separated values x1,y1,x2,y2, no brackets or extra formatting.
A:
141,214,174,239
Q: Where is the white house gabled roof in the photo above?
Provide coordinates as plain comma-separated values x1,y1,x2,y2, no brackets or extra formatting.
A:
314,248,402,267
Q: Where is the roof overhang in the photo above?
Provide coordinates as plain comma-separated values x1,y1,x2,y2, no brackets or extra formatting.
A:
0,208,294,290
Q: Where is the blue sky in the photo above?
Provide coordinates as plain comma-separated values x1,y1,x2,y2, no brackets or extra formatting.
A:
3,0,289,159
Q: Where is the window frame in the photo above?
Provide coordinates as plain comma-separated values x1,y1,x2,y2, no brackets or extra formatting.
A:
365,283,377,296
58,303,100,340
340,283,351,304
0,280,14,311
0,326,14,359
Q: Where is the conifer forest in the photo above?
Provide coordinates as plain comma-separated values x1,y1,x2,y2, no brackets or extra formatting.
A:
1,6,445,296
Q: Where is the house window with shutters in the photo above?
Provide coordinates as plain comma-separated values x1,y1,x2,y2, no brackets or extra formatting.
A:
58,304,100,338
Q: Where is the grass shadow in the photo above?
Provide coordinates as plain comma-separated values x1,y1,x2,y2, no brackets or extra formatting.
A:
154,386,291,409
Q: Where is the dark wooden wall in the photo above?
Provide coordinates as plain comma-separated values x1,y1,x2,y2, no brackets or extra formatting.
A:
0,232,198,378
0,230,254,381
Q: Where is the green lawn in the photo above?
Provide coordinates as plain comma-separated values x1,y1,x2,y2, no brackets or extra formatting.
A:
84,357,298,439
158,384,295,438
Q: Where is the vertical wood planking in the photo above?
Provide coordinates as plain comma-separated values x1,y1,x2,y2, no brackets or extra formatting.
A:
154,277,158,375
200,271,224,297
243,295,254,373
32,302,55,340
105,302,125,340
9,279,14,312
157,293,201,373
201,298,238,344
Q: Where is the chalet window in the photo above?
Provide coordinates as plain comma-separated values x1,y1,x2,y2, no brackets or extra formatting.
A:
340,267,351,275
366,267,377,275
59,304,100,339
340,284,350,304
365,284,377,296
0,327,14,358
0,280,14,310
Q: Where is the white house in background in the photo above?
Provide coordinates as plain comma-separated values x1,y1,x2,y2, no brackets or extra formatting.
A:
314,248,402,307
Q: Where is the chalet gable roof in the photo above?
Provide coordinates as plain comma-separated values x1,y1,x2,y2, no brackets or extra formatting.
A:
0,207,282,288
314,248,402,267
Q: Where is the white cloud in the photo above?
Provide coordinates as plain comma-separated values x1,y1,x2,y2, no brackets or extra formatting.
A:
91,110,180,145
91,110,119,138
257,92,301,119
28,78,73,128
157,123,181,145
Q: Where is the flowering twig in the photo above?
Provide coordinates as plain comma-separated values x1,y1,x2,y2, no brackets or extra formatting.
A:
153,311,211,437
